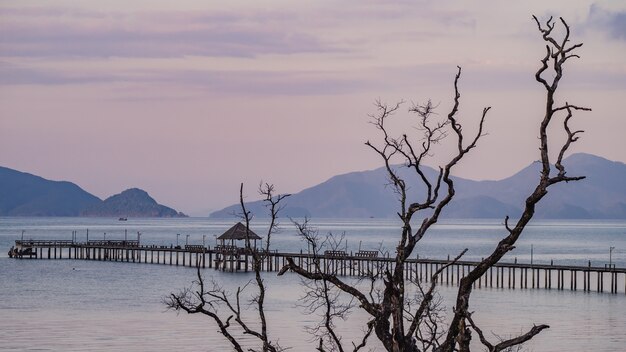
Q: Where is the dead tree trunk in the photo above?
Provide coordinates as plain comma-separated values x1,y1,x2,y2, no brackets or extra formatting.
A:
169,15,589,352
281,16,589,352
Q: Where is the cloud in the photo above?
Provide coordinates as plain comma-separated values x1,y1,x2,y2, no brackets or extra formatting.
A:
0,7,333,58
588,4,626,40
152,69,372,96
0,60,372,97
9,2,622,97
0,61,118,85
0,3,479,60
4,58,624,99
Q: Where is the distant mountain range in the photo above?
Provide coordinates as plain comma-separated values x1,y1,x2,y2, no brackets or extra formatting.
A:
2,153,624,219
0,166,186,217
210,153,626,220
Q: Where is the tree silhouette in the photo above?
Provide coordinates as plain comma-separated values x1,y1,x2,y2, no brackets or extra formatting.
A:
169,16,590,352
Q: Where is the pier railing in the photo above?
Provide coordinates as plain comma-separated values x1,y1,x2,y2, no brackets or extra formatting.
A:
10,239,626,295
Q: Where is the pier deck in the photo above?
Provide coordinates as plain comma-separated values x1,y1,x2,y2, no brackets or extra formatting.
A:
10,239,626,294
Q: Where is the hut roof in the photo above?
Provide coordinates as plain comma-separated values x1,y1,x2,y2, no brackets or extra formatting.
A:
217,222,261,241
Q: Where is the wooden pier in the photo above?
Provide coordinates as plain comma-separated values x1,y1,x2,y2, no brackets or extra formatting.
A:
10,239,626,295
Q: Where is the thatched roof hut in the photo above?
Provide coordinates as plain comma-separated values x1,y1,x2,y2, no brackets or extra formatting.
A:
217,222,261,245
217,222,261,250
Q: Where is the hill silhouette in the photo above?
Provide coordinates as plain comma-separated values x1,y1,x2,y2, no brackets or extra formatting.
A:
0,167,186,217
0,166,100,216
210,153,626,219
81,188,186,218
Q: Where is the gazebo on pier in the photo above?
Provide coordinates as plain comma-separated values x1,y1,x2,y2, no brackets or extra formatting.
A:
216,222,261,251
214,222,261,271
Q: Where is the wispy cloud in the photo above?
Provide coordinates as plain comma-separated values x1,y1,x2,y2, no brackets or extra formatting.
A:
0,2,479,60
0,2,479,95
0,60,372,97
0,7,332,58
0,61,117,85
151,69,372,96
587,4,626,40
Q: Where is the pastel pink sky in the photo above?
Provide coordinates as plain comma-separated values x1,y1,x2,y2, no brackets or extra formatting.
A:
1,1,625,215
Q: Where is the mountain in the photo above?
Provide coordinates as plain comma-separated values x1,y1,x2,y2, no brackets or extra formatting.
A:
0,166,186,217
210,153,626,219
0,166,101,216
454,153,626,219
81,188,187,218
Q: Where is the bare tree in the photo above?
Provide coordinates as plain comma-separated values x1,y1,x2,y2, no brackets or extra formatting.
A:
438,16,590,352
165,183,290,352
169,16,589,352
292,219,374,352
278,16,589,352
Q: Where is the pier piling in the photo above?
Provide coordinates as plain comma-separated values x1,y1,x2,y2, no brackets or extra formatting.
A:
11,239,626,295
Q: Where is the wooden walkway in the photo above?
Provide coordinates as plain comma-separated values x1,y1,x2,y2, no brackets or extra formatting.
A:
10,239,626,295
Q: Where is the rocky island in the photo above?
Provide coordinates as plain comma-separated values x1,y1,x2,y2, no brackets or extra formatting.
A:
81,188,187,218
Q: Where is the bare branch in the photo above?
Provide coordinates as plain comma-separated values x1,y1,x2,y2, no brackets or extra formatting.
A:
170,15,588,352
169,183,289,352
467,312,549,352
437,16,588,352
406,249,467,339
164,268,245,352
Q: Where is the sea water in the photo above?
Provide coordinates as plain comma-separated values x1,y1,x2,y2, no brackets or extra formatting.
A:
1,217,625,351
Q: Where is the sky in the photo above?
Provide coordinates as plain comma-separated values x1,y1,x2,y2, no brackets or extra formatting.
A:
1,0,625,216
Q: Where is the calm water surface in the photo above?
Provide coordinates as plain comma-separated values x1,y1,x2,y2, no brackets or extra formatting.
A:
1,217,625,351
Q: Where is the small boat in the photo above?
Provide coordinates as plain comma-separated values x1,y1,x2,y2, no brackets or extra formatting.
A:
118,217,128,221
